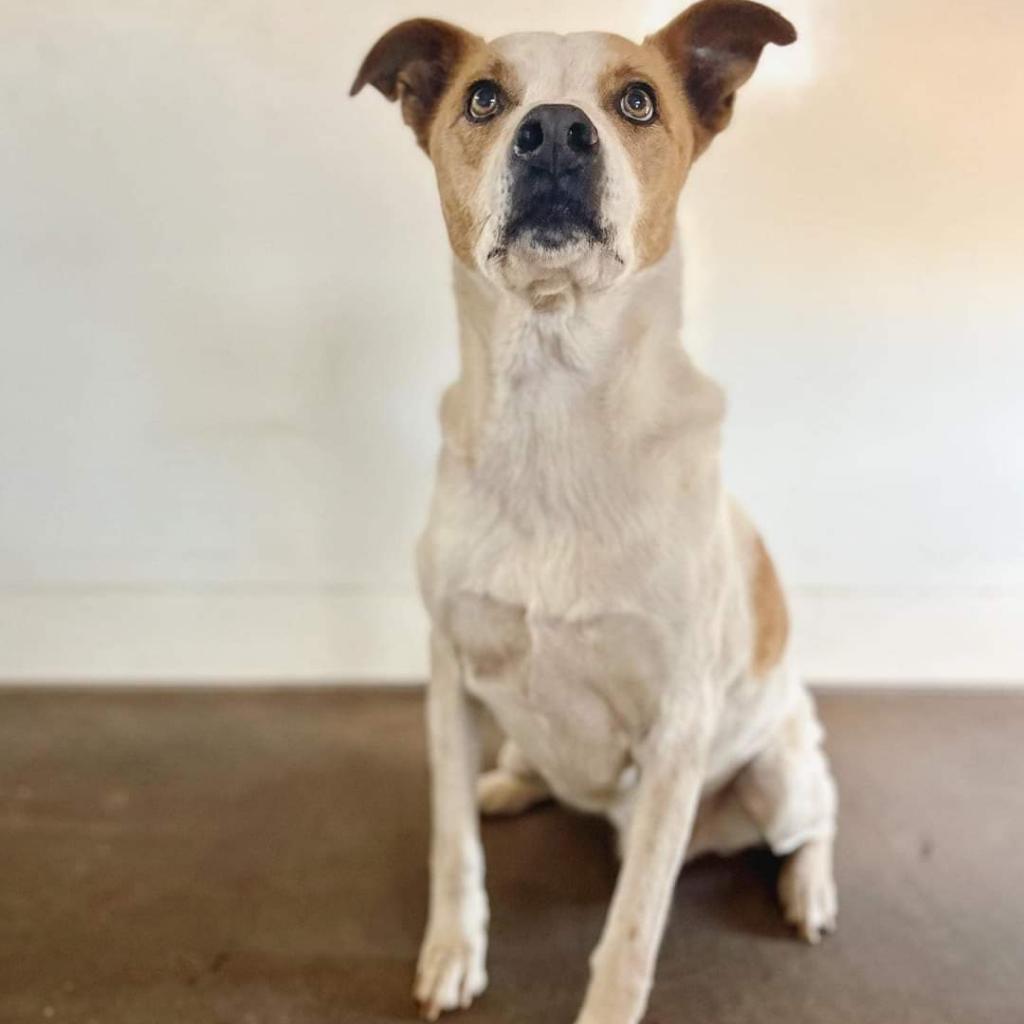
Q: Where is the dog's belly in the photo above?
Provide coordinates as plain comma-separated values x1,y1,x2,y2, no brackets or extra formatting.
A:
448,592,670,812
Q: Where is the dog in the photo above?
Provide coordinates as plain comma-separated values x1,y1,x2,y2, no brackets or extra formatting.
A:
351,3,837,1021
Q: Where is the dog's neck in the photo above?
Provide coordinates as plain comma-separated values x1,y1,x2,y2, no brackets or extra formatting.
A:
441,234,724,475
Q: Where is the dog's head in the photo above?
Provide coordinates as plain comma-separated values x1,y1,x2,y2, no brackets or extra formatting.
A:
351,1,794,299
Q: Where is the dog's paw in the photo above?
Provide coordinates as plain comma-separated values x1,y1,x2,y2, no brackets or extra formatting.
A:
414,923,488,1020
477,769,549,817
779,837,838,944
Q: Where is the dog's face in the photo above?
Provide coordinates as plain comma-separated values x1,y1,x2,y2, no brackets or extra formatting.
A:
352,1,794,298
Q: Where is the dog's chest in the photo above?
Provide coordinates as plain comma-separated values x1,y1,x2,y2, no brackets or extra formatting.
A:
449,589,672,809
425,361,712,810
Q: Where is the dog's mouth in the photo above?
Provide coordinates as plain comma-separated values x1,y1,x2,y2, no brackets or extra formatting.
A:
486,166,623,293
501,190,607,252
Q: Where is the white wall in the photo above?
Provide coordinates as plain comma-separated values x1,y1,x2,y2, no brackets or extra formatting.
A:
1,0,1022,683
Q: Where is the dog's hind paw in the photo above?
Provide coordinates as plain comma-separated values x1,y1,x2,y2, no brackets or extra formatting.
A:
477,769,550,817
779,837,838,944
414,924,487,1020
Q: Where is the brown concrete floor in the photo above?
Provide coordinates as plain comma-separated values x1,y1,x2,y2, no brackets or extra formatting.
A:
1,689,1022,1024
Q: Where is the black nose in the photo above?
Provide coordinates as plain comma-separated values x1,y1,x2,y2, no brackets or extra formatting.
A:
512,104,599,175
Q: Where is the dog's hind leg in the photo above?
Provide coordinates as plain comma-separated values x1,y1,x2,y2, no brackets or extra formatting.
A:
611,783,759,863
684,784,762,863
477,739,551,817
734,685,838,943
609,769,762,864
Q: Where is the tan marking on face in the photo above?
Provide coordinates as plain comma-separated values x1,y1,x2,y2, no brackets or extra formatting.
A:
597,35,696,267
427,50,522,264
750,534,790,677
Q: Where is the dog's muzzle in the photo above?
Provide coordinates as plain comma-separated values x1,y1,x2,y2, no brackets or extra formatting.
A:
502,104,606,251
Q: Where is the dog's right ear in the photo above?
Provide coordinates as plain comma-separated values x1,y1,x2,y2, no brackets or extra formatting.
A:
350,19,477,152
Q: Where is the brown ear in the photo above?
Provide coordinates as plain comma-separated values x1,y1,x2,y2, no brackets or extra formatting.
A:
350,19,477,151
647,0,796,150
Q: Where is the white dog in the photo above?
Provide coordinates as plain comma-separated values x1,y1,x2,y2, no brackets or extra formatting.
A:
352,3,837,1022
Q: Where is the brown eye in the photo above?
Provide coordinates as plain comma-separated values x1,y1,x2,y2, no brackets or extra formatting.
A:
467,80,501,122
619,83,656,124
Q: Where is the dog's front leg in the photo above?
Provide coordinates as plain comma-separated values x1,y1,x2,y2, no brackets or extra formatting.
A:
576,690,713,1024
415,629,488,1020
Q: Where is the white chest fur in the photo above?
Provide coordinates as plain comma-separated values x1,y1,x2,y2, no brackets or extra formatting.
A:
446,589,673,812
418,249,738,811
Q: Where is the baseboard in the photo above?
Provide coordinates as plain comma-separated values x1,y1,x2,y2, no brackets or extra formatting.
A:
790,588,1024,685
0,586,1021,686
0,588,427,684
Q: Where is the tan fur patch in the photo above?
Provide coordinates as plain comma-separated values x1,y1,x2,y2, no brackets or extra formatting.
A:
429,54,522,264
750,534,789,676
597,37,696,267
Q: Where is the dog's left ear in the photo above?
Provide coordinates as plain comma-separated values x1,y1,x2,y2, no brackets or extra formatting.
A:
647,0,796,152
350,19,479,152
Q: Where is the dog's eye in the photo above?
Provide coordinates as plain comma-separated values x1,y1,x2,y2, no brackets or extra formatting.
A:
467,81,502,122
619,84,656,124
